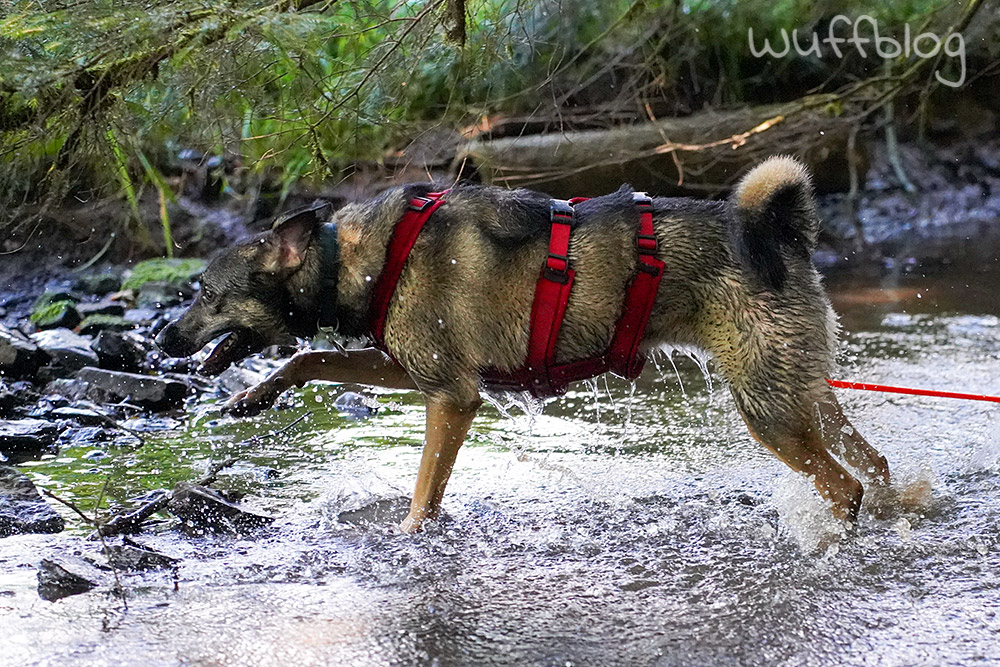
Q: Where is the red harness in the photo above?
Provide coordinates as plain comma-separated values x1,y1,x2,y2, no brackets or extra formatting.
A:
369,190,664,398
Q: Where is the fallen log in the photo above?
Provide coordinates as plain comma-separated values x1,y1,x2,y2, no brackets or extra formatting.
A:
454,98,866,198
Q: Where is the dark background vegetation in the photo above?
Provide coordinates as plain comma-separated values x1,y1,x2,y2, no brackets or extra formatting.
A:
1,0,997,262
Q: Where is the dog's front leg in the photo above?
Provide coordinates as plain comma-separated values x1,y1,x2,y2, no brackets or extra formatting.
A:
399,395,481,534
225,348,417,416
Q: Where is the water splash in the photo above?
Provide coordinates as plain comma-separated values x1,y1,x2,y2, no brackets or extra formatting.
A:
772,472,848,553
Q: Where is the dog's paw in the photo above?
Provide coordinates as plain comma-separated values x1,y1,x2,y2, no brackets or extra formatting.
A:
223,382,282,417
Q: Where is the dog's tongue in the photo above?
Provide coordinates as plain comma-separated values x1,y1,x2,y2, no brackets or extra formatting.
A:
200,332,237,376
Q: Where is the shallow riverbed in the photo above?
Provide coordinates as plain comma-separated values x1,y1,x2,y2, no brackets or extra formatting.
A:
3,266,1000,666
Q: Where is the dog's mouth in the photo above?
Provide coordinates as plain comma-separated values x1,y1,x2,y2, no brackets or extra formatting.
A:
199,329,265,376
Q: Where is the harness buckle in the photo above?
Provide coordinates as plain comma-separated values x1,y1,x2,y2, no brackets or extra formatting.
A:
638,233,658,255
633,192,652,207
544,266,570,284
408,195,434,212
550,199,574,223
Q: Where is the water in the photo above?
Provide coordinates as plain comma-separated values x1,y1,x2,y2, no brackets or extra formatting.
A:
3,269,1000,666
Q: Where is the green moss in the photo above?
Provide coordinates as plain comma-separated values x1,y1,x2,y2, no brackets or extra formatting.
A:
30,300,79,328
32,291,78,311
121,258,206,291
77,314,133,336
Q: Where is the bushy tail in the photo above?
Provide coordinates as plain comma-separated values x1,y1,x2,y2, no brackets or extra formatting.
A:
729,155,819,290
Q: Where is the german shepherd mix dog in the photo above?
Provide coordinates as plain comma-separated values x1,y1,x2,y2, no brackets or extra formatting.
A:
157,156,891,533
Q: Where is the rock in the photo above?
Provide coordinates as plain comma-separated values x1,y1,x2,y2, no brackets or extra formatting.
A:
0,419,62,464
334,391,379,419
85,541,179,572
216,366,267,395
123,307,160,324
36,558,98,601
0,383,12,417
30,292,82,331
63,368,191,411
136,280,194,308
76,299,127,318
31,329,99,373
0,466,65,537
74,270,123,296
32,290,79,310
167,483,274,535
0,324,48,379
48,406,111,426
30,300,81,330
58,427,114,450
92,330,149,373
77,315,133,337
336,496,411,526
121,258,206,291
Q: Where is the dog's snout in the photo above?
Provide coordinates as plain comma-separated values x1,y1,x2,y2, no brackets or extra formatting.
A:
155,322,190,357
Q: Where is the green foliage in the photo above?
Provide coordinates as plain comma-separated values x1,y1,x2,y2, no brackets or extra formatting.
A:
121,258,206,291
0,0,966,232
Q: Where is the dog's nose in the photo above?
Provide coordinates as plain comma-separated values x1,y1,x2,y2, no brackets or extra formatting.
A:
155,323,182,357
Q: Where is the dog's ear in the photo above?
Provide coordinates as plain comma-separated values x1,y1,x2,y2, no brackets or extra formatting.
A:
263,200,332,272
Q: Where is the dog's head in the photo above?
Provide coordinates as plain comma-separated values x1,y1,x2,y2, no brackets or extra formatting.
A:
156,201,333,375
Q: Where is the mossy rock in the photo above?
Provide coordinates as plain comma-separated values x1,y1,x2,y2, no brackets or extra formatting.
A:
77,315,134,337
30,300,81,330
121,258,207,291
74,270,123,296
32,291,79,311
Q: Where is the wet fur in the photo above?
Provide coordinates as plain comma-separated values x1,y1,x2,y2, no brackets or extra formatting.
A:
159,156,891,526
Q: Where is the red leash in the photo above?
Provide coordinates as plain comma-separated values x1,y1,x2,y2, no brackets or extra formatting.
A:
826,378,1000,404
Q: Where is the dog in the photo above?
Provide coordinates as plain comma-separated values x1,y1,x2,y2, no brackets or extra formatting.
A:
156,156,891,533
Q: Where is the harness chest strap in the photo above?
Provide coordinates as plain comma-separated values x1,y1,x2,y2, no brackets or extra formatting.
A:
369,191,449,348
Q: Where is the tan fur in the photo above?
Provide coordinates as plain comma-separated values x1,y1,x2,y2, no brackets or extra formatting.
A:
164,157,891,533
734,155,812,212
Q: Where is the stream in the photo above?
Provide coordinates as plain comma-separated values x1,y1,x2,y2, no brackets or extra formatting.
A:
2,267,1000,666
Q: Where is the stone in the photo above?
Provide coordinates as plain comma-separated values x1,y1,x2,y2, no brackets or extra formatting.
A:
85,542,180,572
0,383,11,416
334,391,379,419
123,307,160,324
30,300,82,330
167,483,273,535
77,315,133,337
216,366,267,395
0,324,48,379
91,330,149,373
74,271,124,296
31,329,99,373
136,280,194,308
36,558,98,601
76,299,127,318
0,419,61,464
72,367,191,411
0,466,65,537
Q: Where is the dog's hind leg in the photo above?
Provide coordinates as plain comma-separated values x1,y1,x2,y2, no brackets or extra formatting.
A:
399,393,482,534
739,413,865,523
815,391,890,485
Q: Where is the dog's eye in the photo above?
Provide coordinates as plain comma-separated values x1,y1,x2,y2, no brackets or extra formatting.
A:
202,289,216,303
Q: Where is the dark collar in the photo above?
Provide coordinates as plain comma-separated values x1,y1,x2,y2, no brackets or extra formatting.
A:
316,222,340,329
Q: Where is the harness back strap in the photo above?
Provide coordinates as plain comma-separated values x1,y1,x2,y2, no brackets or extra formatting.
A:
370,191,448,347
606,193,663,378
523,199,577,397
